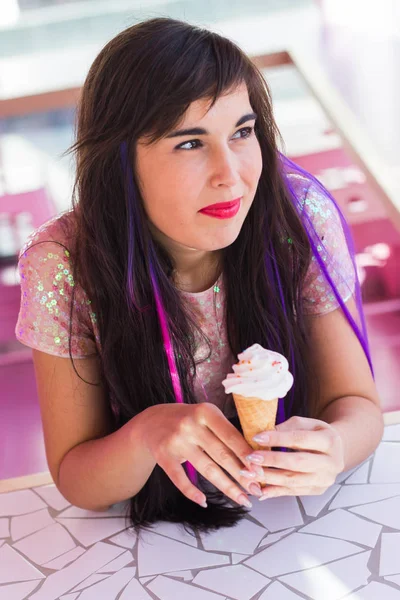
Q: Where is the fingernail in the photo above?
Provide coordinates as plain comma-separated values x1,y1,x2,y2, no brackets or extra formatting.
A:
196,495,208,508
238,494,252,508
250,465,265,478
239,469,256,479
253,432,270,444
246,453,264,464
259,493,269,502
249,483,263,497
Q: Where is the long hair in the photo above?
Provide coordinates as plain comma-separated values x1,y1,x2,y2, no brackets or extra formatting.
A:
61,18,371,535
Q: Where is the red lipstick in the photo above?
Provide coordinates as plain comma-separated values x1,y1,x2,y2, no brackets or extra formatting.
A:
199,198,241,219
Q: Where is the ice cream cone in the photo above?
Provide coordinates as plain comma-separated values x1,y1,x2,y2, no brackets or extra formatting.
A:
233,393,278,451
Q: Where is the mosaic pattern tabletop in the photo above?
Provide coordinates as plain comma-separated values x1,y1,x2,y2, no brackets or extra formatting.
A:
1,424,400,600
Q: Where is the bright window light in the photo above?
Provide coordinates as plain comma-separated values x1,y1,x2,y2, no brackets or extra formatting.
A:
0,0,20,28
322,0,400,38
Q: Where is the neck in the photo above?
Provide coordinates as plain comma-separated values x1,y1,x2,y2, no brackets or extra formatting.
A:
172,251,221,293
151,227,221,293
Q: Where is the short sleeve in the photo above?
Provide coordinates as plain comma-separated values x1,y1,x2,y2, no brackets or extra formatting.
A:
15,221,98,359
298,178,356,316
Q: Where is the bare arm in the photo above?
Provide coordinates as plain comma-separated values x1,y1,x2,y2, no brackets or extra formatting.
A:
245,298,384,499
314,396,383,472
307,298,384,470
58,414,157,511
32,349,156,511
33,349,259,512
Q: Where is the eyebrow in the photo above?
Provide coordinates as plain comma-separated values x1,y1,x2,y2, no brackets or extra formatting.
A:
165,112,257,138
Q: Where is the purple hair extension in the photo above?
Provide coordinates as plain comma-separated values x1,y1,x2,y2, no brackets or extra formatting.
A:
149,262,198,485
120,141,198,486
279,153,374,376
263,247,289,425
268,242,295,424
120,141,150,313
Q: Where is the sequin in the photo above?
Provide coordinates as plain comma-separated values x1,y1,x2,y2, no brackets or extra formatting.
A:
15,212,98,359
15,173,355,415
294,175,355,315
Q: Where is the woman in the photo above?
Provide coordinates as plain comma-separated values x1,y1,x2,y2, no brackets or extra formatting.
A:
15,17,383,534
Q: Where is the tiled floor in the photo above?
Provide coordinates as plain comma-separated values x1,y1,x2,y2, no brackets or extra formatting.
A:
0,423,400,599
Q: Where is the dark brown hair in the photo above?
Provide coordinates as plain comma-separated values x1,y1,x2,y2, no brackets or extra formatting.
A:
64,17,313,535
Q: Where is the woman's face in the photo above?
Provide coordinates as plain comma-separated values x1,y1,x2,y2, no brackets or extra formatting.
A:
135,83,263,255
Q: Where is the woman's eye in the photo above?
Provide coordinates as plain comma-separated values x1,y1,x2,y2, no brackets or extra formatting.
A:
175,127,254,150
232,126,254,139
176,139,203,150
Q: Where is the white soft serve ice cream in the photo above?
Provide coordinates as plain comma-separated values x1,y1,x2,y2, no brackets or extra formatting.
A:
222,343,294,401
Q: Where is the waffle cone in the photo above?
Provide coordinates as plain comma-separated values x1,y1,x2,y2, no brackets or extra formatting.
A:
233,393,278,450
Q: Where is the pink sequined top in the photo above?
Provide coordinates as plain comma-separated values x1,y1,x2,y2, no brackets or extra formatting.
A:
15,175,355,418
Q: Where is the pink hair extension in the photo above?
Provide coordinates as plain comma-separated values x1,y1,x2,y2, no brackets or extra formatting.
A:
149,262,198,486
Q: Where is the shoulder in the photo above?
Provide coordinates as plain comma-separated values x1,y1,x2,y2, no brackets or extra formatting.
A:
19,210,76,261
284,170,344,247
285,172,356,314
286,171,335,216
17,210,85,308
16,210,98,358
18,210,78,290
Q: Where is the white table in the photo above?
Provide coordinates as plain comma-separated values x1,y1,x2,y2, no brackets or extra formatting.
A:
0,414,400,600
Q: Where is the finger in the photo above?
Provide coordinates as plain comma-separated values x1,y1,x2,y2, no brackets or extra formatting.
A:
187,446,253,508
275,416,330,432
258,486,296,500
197,403,255,468
159,460,208,507
197,427,263,495
260,468,332,489
257,427,340,453
247,450,331,473
259,485,326,500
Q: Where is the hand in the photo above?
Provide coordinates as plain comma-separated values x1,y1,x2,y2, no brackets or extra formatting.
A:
139,402,264,508
245,416,345,500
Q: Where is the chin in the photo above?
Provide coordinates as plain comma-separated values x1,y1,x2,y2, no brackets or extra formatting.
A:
202,229,242,252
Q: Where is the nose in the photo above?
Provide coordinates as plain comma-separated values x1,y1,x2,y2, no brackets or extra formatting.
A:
209,146,241,189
